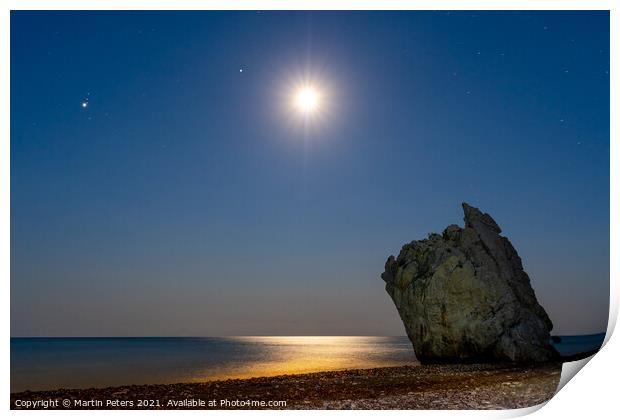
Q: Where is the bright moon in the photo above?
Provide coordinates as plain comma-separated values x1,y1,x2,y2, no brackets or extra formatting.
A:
296,87,319,113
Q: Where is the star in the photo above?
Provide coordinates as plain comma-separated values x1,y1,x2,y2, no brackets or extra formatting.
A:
239,68,243,73
81,101,88,108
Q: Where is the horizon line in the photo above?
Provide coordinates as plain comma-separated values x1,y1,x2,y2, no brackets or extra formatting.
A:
10,332,607,339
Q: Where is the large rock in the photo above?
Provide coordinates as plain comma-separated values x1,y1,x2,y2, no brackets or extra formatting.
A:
381,203,557,363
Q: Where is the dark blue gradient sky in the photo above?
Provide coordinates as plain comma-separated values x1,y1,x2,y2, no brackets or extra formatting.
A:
11,11,609,336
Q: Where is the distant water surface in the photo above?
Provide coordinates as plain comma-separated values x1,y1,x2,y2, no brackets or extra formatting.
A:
551,333,605,357
11,336,417,392
11,334,605,392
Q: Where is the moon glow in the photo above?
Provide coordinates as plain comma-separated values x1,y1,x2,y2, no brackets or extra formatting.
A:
295,87,320,113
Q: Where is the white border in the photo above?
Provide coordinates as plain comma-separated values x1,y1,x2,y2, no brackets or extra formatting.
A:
3,1,616,419
0,0,616,11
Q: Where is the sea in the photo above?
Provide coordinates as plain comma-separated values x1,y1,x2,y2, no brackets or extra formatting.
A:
10,334,605,393
551,333,606,358
10,336,415,392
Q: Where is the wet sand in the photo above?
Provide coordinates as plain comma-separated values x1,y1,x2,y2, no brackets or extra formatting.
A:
11,362,561,410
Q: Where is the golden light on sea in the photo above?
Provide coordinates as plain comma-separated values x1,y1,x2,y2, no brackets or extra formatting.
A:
188,337,417,383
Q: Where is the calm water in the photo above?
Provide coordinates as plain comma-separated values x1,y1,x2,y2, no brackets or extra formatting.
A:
551,333,605,357
11,336,417,392
11,334,605,392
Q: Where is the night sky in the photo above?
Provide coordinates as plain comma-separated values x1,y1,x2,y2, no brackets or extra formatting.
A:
11,11,609,336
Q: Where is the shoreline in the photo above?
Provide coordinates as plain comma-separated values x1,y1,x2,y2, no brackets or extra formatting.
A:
11,362,562,410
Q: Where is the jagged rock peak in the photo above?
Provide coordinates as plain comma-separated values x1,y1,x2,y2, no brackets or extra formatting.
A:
381,203,557,364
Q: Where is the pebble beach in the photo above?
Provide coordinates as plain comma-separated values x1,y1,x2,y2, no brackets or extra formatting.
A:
11,362,561,410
